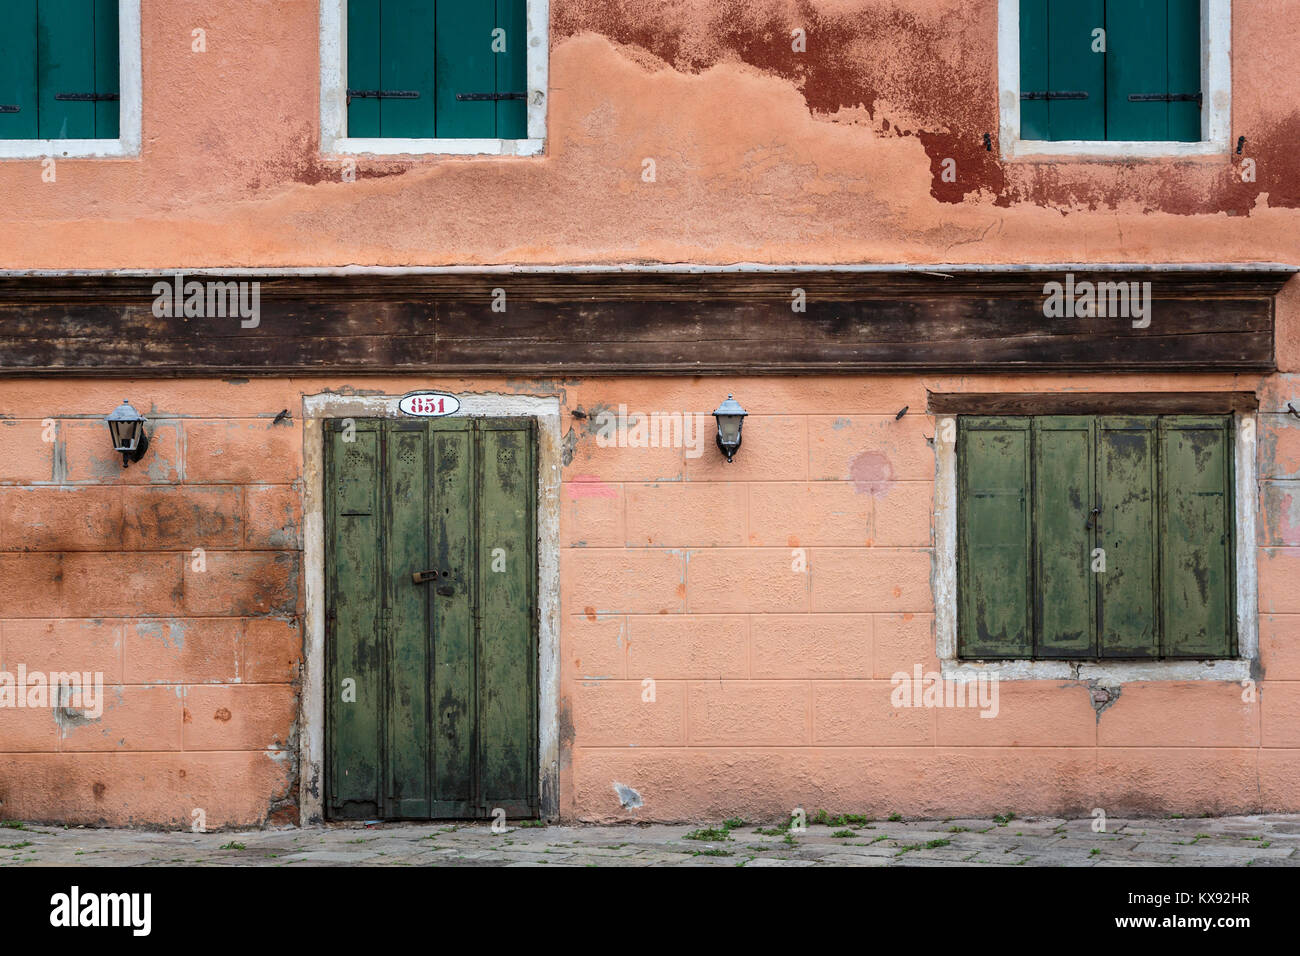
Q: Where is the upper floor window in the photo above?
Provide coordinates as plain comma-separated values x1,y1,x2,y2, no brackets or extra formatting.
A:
321,0,546,156
999,0,1231,159
0,0,141,158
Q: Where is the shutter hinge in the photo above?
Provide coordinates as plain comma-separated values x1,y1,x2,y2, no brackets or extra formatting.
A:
1021,91,1089,101
456,92,526,101
346,89,420,106
54,92,120,102
0,105,19,113
1128,92,1202,105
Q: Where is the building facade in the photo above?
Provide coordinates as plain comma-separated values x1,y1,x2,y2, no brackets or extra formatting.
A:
1,0,1298,828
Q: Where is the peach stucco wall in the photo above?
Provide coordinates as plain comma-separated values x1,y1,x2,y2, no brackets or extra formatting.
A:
1,372,1298,826
0,2,1297,268
2,3,1300,825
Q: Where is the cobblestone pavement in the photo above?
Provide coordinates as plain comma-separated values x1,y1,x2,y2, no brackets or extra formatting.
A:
3,813,1299,866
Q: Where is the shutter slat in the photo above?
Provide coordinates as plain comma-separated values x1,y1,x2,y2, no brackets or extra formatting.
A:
958,417,1033,659
381,0,436,137
38,0,97,139
1033,417,1096,658
1097,416,1160,658
436,0,496,137
1046,0,1105,140
1166,0,1201,141
0,2,38,138
1105,0,1170,140
93,0,118,138
347,0,382,137
1159,417,1234,658
495,0,526,138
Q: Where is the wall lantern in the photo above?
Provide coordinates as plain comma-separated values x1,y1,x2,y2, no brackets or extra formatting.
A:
712,394,748,463
105,400,150,467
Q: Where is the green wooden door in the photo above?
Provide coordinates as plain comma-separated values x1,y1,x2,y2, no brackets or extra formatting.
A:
326,416,538,820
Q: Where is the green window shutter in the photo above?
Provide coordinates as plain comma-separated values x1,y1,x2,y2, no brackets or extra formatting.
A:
435,0,495,138
1019,0,1049,140
39,0,96,139
1165,0,1201,141
1105,0,1169,141
347,1,437,138
958,418,1033,659
495,0,526,138
381,0,437,137
1106,0,1201,141
347,0,382,137
1096,417,1160,658
92,0,118,138
1033,417,1096,658
1159,417,1234,658
0,2,38,138
347,1,527,140
1019,0,1106,140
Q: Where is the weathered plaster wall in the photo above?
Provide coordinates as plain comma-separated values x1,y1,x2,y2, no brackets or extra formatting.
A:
0,1,1297,268
2,371,1298,826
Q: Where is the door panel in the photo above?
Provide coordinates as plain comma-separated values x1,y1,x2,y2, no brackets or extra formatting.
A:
326,416,538,820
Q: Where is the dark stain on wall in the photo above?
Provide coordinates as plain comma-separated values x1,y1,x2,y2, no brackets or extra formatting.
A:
555,0,1300,213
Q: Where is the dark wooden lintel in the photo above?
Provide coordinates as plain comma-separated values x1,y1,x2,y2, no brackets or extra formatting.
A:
0,268,1289,376
927,391,1261,416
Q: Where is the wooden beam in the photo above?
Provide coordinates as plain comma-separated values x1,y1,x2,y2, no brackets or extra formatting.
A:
0,269,1288,376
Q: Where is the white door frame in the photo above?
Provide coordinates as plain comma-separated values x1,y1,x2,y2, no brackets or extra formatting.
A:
298,389,562,822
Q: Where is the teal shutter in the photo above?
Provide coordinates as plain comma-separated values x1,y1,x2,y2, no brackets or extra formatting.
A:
0,2,38,138
1019,0,1049,140
1159,417,1234,658
495,0,526,138
1165,0,1202,141
435,0,495,138
93,0,119,138
1105,0,1170,141
346,0,383,137
958,418,1033,659
1019,0,1106,140
1022,1,1202,143
382,1,437,137
1033,417,1096,658
348,1,527,139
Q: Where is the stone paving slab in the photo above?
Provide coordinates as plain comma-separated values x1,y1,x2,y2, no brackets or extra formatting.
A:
0,814,1297,866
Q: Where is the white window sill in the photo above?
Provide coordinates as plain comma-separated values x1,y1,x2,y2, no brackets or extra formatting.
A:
1003,138,1229,161
323,137,544,157
0,138,138,160
942,659,1250,683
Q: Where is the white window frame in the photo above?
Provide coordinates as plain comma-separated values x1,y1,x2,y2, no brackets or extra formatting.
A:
320,0,548,157
0,0,142,160
934,406,1257,683
998,0,1231,160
